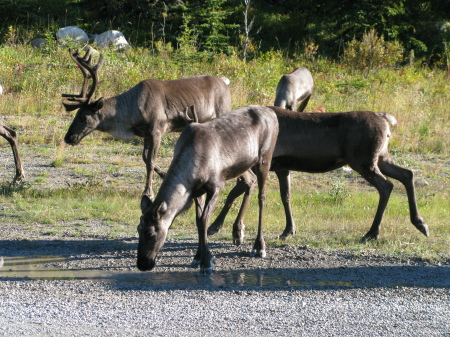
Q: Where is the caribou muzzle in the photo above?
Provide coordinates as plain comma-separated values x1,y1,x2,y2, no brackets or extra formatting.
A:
64,133,81,145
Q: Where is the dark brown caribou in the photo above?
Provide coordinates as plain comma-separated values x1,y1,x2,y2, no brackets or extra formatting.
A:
0,120,24,183
208,106,429,243
137,105,279,274
62,48,231,199
274,67,314,112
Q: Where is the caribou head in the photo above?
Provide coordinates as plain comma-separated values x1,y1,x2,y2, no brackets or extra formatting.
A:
62,48,105,145
137,195,172,271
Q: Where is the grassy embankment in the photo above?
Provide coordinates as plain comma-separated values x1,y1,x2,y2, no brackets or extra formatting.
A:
0,45,449,260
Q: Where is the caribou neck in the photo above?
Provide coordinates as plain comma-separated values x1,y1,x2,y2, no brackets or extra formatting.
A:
96,93,147,139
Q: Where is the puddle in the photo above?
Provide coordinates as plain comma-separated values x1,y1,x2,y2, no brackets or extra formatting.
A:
1,256,447,289
0,255,315,287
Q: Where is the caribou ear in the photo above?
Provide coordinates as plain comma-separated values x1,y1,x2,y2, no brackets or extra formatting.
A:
155,201,168,220
91,97,104,112
140,195,153,212
63,102,82,112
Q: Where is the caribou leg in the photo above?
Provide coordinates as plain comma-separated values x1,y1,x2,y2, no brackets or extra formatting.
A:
142,132,162,199
191,189,221,274
231,170,257,245
250,159,271,258
378,156,429,237
352,163,394,242
0,124,25,183
207,177,247,236
297,94,311,112
276,170,296,239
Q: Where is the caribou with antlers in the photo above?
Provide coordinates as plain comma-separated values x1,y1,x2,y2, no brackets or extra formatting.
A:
62,48,231,198
208,106,429,243
0,120,25,183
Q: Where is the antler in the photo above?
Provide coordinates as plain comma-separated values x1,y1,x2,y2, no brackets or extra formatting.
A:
62,48,105,110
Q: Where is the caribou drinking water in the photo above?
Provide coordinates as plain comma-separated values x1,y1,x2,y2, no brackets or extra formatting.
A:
137,105,279,274
62,48,231,199
208,106,429,243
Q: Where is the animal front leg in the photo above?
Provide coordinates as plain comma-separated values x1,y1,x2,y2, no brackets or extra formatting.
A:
0,125,25,182
250,161,270,258
142,132,162,199
192,192,221,274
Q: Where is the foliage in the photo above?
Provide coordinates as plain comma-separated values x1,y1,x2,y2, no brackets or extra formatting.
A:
0,0,450,64
343,29,404,72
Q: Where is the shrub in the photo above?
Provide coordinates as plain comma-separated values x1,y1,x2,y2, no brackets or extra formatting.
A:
343,29,404,72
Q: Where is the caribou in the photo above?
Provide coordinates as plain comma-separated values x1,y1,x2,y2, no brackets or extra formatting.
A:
137,105,279,274
274,67,314,112
208,106,429,243
0,120,25,183
62,48,231,199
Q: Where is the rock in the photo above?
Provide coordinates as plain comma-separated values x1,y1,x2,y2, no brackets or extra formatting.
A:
30,38,47,48
94,30,130,51
56,26,89,44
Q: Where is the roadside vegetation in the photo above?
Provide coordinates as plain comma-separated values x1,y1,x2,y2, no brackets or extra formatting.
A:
0,1,449,261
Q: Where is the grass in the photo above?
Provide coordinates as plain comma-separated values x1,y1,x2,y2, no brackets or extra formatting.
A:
0,44,449,261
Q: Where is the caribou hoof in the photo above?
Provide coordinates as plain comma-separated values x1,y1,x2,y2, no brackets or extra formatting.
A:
278,230,295,240
232,225,245,246
191,259,199,268
418,223,429,237
191,257,215,272
207,225,220,236
200,266,213,275
359,234,378,243
250,249,266,258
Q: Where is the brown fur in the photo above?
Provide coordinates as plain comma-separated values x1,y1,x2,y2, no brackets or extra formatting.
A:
208,107,428,242
62,49,231,199
137,106,279,273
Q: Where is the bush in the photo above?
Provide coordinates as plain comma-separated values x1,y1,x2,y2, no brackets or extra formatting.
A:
343,29,404,72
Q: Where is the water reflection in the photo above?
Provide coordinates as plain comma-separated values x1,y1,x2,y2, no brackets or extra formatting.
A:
1,256,447,289
0,255,316,286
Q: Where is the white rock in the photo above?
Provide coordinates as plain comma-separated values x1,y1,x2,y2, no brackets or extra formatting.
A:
94,30,130,51
56,26,89,44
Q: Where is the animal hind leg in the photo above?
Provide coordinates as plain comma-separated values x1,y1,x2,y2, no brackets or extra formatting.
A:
232,170,257,245
207,177,247,236
276,170,296,239
297,94,311,112
378,157,428,237
351,163,394,242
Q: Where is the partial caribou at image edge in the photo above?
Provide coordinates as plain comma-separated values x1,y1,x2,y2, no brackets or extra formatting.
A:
0,120,25,183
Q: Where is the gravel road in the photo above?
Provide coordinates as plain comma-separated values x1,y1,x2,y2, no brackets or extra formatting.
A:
0,143,449,336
